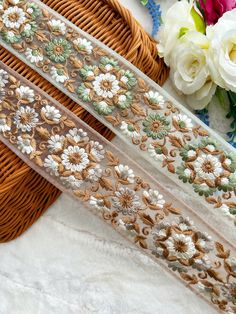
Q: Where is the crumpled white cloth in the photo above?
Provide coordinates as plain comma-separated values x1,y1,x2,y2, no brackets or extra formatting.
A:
0,1,217,313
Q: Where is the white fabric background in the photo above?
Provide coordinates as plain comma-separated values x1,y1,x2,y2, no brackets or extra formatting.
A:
0,1,217,313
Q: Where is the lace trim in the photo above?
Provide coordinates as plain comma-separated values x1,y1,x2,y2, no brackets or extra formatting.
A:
0,0,236,227
1,62,236,313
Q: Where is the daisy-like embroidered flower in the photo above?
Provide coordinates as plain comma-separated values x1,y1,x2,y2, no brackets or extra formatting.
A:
2,6,26,29
14,106,39,132
0,69,9,88
0,114,11,132
73,37,93,54
92,73,120,98
25,48,44,63
66,128,87,144
16,86,35,103
47,134,65,152
120,70,137,88
90,141,105,162
17,135,34,154
143,189,165,209
50,66,69,83
165,233,196,260
22,22,37,37
1,30,20,43
87,165,102,182
173,114,193,130
112,187,141,215
93,101,114,115
60,175,82,189
61,146,89,172
220,204,235,220
120,121,140,139
117,92,133,109
143,113,171,140
148,144,165,161
193,154,223,181
45,38,71,63
144,90,165,108
44,155,59,175
77,84,91,102
41,105,61,123
48,19,66,35
79,65,97,80
114,164,135,183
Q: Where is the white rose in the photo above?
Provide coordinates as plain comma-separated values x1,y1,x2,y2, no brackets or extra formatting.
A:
157,0,196,65
169,32,216,109
206,9,236,92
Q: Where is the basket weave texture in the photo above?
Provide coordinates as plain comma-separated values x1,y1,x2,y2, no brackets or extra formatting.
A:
0,0,169,242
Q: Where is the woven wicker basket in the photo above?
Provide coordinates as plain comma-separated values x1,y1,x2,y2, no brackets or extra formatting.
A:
0,0,169,242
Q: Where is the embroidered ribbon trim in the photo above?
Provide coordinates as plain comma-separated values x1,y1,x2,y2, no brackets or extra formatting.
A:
0,0,236,228
1,62,236,313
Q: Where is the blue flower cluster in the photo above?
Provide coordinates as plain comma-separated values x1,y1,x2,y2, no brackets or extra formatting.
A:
141,0,162,37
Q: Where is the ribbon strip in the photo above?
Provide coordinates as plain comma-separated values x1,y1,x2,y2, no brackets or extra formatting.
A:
0,0,236,228
1,62,236,313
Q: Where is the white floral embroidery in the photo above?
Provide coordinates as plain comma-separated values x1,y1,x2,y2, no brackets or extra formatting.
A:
2,6,26,29
112,187,141,215
93,73,120,98
41,105,61,123
120,121,140,139
47,134,65,152
220,204,235,220
61,146,89,172
144,90,165,107
174,114,193,129
48,19,66,34
89,196,109,212
0,69,9,88
90,141,105,162
50,66,69,83
44,155,59,175
148,144,165,161
143,189,165,209
0,115,10,132
165,233,196,260
25,48,44,63
66,128,87,143
0,88,5,103
114,164,135,183
60,175,82,189
17,135,34,154
87,165,102,182
14,106,39,132
16,86,35,103
194,154,223,180
73,38,93,54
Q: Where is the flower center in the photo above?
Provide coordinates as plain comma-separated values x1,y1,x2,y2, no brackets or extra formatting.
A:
202,161,214,173
20,113,32,124
174,240,188,253
229,45,236,63
101,80,112,91
8,13,19,22
151,120,161,132
119,193,133,208
54,45,64,55
69,152,81,164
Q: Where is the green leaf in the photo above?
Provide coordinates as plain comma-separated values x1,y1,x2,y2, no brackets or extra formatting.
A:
190,7,206,34
178,27,189,38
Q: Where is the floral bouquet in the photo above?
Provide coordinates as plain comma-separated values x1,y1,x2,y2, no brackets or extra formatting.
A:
156,0,236,147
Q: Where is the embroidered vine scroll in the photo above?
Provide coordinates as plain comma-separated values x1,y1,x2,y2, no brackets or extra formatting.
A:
0,0,235,228
1,62,236,313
